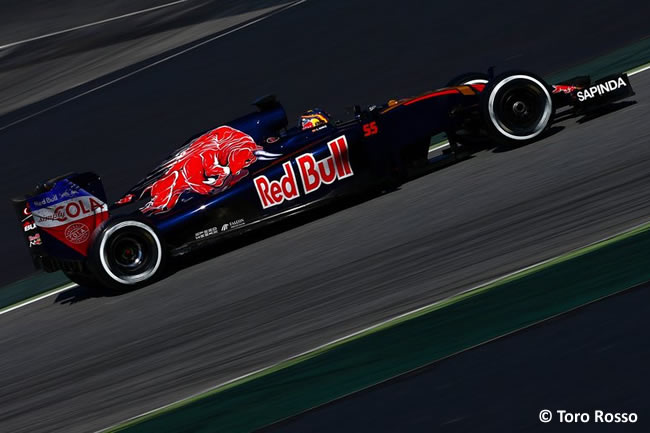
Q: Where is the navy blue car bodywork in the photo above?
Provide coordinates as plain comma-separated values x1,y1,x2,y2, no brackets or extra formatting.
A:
13,70,635,289
121,89,480,252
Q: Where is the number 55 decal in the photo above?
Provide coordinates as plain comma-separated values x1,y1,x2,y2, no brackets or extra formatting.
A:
363,121,378,137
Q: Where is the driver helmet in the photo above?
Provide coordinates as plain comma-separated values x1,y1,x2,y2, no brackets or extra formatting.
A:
300,109,330,130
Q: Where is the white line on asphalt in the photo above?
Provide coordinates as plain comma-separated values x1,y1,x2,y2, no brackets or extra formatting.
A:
0,0,191,50
0,0,307,133
629,63,650,76
428,141,450,153
0,282,77,316
96,218,650,432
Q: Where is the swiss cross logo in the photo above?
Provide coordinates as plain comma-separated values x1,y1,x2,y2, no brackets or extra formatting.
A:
254,135,353,209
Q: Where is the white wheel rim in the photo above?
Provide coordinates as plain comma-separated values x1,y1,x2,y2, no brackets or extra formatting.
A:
488,74,552,141
99,221,162,285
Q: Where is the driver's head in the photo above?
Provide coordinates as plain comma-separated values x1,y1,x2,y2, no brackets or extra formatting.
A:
300,109,330,130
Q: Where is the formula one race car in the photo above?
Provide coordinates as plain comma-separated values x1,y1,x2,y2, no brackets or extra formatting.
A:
13,69,635,290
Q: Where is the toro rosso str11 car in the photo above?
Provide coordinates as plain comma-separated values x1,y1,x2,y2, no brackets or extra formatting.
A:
13,70,634,290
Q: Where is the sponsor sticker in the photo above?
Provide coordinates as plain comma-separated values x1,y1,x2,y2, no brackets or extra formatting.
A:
229,219,245,228
64,222,90,245
195,218,246,239
116,194,135,205
195,226,219,240
576,76,628,102
28,233,42,247
31,195,108,228
27,180,109,256
58,189,79,200
552,85,578,94
254,135,353,209
33,194,59,207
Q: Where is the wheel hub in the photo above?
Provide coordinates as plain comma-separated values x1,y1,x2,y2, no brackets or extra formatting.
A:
115,238,144,269
488,75,552,140
512,100,528,117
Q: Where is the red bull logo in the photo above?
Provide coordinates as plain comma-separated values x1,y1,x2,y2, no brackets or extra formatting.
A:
28,233,42,247
254,135,353,209
140,126,279,214
552,84,578,94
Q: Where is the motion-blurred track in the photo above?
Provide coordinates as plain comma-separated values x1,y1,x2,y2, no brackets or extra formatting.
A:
0,1,649,432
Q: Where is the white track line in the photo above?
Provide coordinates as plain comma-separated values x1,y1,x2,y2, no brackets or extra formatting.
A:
0,282,77,316
0,0,190,50
629,63,650,76
0,0,307,133
97,218,650,432
428,141,450,153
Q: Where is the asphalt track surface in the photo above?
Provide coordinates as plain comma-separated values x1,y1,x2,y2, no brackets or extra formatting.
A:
0,0,171,42
263,284,650,433
0,1,649,432
0,0,293,116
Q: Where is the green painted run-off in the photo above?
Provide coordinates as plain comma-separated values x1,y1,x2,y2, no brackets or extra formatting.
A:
0,271,68,309
547,36,650,82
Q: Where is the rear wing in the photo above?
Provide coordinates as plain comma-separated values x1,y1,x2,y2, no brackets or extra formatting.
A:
12,172,109,272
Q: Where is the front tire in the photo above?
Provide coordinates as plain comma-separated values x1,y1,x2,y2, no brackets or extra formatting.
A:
481,71,554,144
90,218,166,291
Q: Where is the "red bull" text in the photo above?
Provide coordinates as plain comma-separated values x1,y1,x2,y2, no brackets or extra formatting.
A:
254,135,353,209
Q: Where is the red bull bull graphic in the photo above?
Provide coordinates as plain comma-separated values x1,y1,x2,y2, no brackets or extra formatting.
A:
27,179,109,256
137,125,280,214
254,135,353,209
552,84,579,94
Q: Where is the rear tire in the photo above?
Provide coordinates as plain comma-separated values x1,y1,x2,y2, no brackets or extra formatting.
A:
89,218,166,291
480,70,554,144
